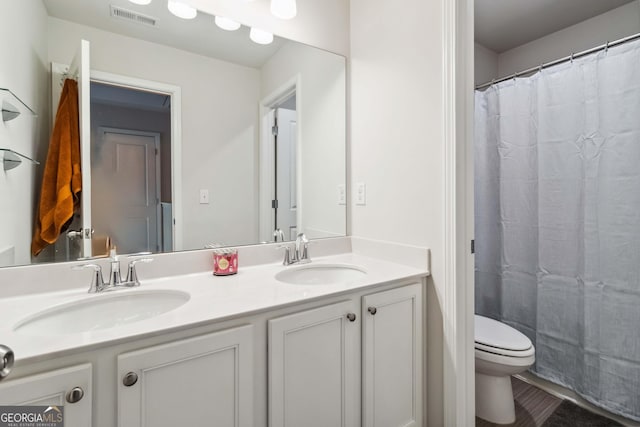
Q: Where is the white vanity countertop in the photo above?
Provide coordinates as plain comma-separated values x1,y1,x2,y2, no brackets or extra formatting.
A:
0,252,427,364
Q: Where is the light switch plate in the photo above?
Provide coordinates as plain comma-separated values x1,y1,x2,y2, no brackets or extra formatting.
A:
338,184,346,205
199,189,209,204
356,183,366,205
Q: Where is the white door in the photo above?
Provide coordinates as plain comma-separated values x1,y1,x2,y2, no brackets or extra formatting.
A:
118,325,254,427
269,301,359,427
71,40,92,257
0,364,93,427
362,283,423,427
51,40,92,258
93,128,161,254
275,108,298,240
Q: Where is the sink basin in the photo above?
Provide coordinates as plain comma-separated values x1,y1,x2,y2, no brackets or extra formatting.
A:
14,290,190,334
275,264,367,285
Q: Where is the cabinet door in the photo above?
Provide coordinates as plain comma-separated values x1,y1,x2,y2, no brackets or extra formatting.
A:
0,364,92,427
269,301,359,427
363,283,423,427
118,325,253,427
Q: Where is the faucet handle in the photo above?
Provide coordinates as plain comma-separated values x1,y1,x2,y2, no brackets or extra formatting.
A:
295,233,311,262
72,263,106,293
125,258,153,286
299,241,312,262
276,244,296,265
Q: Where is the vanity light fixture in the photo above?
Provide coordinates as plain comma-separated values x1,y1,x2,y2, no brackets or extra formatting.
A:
128,0,152,5
249,27,273,45
215,16,241,31
270,0,296,20
167,0,197,19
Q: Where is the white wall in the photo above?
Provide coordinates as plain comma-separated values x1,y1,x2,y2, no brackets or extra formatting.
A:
186,0,349,57
261,42,346,239
475,42,499,85
498,1,640,77
350,0,444,424
47,17,262,250
0,0,49,266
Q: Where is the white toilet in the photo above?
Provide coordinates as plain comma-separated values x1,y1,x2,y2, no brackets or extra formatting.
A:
475,315,535,424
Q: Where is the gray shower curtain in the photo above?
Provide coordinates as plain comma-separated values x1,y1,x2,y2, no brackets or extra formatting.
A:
475,39,640,421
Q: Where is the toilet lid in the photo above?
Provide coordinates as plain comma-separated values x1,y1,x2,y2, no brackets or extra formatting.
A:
475,315,532,351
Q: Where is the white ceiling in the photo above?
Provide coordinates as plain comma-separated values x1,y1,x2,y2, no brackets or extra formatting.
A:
42,0,287,68
475,0,637,53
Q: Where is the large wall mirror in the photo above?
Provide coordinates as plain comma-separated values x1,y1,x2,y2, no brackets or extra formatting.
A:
1,0,346,267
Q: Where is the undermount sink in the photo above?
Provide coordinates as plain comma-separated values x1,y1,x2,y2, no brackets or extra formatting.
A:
13,289,190,335
275,264,367,285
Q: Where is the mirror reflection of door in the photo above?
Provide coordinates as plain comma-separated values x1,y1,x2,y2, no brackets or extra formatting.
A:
45,40,91,263
90,82,172,256
273,100,297,241
93,129,160,254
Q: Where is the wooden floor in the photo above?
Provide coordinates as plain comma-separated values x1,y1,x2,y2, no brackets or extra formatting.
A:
476,377,563,427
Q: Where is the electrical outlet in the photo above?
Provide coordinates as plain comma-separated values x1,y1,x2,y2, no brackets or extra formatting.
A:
199,189,209,204
338,184,346,205
356,183,366,205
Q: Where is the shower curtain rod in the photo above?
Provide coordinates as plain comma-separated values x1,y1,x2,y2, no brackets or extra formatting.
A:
475,31,640,90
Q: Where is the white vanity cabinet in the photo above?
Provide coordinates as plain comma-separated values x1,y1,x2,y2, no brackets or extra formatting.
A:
268,300,360,427
362,283,423,427
117,325,254,427
0,364,92,426
1,273,426,427
268,283,424,427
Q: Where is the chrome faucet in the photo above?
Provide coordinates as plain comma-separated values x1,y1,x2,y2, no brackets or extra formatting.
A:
73,251,153,293
278,233,311,266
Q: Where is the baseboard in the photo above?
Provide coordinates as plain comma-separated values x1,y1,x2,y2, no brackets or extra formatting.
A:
514,372,636,426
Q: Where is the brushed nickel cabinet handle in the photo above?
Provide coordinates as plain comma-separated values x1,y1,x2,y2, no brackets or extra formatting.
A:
0,345,14,381
123,372,139,387
368,307,377,315
66,387,84,404
346,313,357,322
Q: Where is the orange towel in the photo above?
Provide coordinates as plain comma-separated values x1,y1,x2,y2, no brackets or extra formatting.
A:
31,79,82,256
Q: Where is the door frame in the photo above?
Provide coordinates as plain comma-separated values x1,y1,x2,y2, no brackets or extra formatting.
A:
443,0,475,424
258,75,302,243
90,71,184,251
96,126,162,252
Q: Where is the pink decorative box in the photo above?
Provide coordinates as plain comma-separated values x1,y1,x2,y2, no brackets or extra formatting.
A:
213,249,238,276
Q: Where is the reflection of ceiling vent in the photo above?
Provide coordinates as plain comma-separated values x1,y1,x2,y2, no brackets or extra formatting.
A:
110,5,158,27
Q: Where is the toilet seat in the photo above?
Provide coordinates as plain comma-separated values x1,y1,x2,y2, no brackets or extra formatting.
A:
474,315,533,357
475,342,535,358
475,346,535,369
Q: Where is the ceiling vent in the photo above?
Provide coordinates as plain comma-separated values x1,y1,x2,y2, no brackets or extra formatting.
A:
110,5,158,27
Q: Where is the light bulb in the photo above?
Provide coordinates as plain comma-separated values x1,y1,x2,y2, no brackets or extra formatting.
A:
270,0,296,20
215,16,241,31
167,0,197,19
250,28,274,45
128,0,152,4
